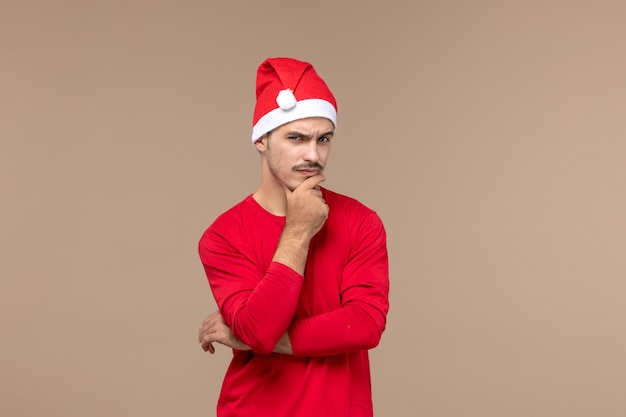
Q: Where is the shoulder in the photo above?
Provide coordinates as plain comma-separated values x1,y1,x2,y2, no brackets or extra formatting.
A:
197,197,255,260
322,188,385,232
209,197,250,227
323,188,378,218
321,189,387,256
199,194,283,244
199,196,253,241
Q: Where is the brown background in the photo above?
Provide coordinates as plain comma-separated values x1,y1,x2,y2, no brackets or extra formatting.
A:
2,1,625,416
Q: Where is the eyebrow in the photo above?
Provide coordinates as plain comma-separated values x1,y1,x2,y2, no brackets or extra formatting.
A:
286,130,335,139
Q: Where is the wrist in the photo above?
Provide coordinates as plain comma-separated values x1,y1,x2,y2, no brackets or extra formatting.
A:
272,227,311,275
281,223,314,244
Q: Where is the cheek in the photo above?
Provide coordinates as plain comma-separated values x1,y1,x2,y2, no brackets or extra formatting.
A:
267,151,292,179
319,148,330,164
273,150,295,168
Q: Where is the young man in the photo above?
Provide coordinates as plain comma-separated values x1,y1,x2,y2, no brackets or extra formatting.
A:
197,57,390,417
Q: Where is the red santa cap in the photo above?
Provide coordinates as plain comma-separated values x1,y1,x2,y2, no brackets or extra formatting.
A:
251,57,337,142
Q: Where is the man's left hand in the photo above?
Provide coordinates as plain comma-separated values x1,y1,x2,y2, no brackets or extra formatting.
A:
198,311,251,353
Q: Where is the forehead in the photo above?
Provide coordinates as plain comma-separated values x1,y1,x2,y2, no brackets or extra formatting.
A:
276,117,335,133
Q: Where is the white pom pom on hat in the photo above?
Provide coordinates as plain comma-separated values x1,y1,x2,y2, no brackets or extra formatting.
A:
251,57,337,142
276,88,297,110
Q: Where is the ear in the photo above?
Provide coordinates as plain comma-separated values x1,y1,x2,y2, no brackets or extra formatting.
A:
254,135,268,153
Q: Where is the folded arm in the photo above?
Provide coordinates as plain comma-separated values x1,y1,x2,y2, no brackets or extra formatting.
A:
201,233,304,354
200,212,389,357
199,176,329,354
286,212,389,356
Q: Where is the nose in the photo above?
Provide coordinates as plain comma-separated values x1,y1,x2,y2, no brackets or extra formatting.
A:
303,139,319,163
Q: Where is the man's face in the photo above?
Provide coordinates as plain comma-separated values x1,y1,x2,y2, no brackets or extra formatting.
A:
256,117,335,191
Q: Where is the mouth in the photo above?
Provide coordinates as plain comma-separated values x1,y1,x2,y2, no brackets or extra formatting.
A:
296,169,320,176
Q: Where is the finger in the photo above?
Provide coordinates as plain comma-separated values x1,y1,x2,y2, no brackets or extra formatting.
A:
200,315,211,328
297,174,326,191
202,341,215,354
200,311,220,330
201,333,214,350
199,327,213,343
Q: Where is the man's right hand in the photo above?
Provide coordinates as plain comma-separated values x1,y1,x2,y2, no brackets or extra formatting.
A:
283,174,329,240
272,175,329,275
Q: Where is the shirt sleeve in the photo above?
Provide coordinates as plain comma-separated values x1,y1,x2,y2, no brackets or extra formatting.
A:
199,229,304,355
288,212,390,357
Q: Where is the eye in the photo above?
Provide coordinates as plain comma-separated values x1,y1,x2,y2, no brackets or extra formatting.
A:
288,135,302,141
318,136,331,143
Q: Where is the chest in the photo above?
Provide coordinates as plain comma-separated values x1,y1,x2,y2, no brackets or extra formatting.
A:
245,215,351,317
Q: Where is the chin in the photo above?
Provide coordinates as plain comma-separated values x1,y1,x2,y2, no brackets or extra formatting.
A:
284,179,303,192
276,174,306,192
285,183,299,192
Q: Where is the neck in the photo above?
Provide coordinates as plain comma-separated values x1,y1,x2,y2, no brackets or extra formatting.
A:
252,162,288,216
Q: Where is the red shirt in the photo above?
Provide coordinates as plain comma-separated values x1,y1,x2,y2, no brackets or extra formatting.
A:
199,188,389,417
